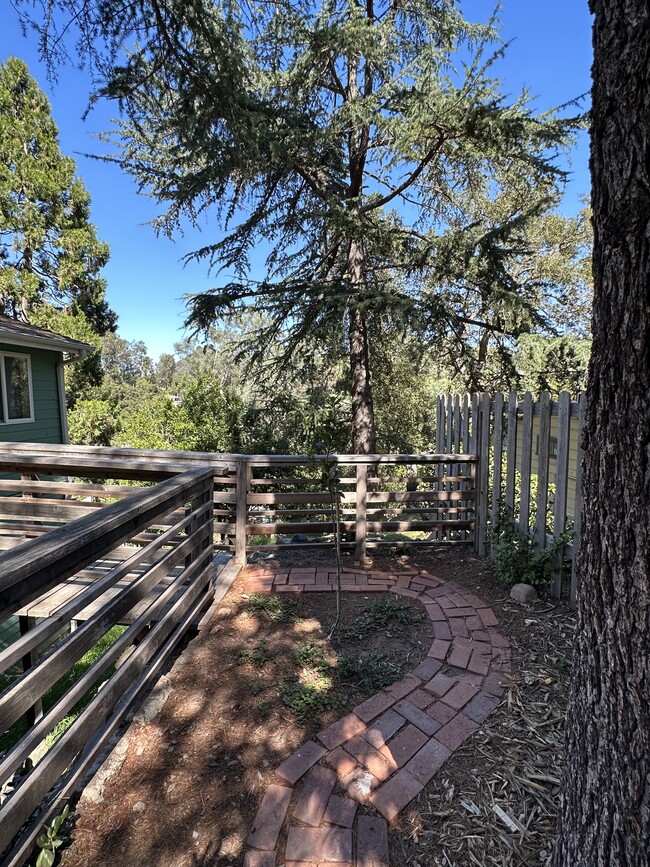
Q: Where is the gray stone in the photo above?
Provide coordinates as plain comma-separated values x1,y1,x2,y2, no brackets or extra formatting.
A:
510,583,539,603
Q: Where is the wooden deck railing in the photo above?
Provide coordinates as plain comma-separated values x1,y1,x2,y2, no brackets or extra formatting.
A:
0,466,215,867
0,444,478,564
0,443,477,865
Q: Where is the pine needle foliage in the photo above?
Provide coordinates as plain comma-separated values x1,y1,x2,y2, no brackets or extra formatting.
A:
19,1,583,446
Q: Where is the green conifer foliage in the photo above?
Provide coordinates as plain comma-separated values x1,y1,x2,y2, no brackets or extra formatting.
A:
18,2,583,446
0,56,115,385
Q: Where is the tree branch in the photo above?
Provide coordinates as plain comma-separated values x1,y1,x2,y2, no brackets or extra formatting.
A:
359,134,446,213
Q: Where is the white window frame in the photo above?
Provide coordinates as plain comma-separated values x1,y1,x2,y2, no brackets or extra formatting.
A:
0,351,35,424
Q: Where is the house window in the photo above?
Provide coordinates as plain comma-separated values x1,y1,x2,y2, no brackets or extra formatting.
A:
0,352,34,423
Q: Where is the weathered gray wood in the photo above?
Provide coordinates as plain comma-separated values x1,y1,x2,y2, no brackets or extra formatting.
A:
0,545,213,790
0,500,104,520
469,393,480,454
0,467,214,620
452,394,461,454
247,490,346,505
0,480,140,498
446,394,453,453
0,521,211,733
475,392,491,556
490,392,504,562
534,391,552,551
505,391,518,514
234,460,251,564
18,616,43,727
549,391,572,597
570,393,586,609
461,393,469,453
355,464,368,561
0,557,213,860
519,392,534,534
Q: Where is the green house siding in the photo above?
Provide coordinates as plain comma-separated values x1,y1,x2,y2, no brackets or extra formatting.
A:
0,343,64,443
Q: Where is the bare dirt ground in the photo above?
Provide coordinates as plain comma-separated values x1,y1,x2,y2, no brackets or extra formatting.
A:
59,547,574,867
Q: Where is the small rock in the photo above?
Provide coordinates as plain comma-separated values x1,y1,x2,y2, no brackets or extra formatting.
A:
132,801,146,813
341,768,375,803
135,746,144,756
215,607,234,619
510,583,539,603
192,831,199,840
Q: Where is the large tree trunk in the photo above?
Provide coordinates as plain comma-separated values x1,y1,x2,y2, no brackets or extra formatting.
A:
347,237,376,454
552,3,650,865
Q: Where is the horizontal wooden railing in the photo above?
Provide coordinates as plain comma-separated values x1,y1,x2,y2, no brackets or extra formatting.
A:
209,453,477,562
0,446,478,566
0,467,215,867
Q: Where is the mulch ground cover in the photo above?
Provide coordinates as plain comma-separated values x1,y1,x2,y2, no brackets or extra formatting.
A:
57,547,574,867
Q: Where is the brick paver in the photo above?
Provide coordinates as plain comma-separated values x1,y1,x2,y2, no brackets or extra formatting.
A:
463,690,502,723
362,709,406,749
380,724,429,767
435,712,480,750
344,735,397,781
285,826,352,863
426,700,457,726
424,672,457,696
356,815,389,867
411,657,444,681
369,769,424,822
393,700,441,736
323,746,358,778
239,567,511,866
293,765,337,826
441,680,480,710
323,794,358,828
276,741,328,785
317,713,367,751
404,738,452,784
247,784,292,851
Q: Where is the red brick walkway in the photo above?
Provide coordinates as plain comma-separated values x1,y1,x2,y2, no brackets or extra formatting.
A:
240,567,510,867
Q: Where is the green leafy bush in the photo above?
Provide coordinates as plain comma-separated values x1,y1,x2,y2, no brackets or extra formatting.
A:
490,501,573,588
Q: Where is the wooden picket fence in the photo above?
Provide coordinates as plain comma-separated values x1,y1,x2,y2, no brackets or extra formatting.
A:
436,392,585,604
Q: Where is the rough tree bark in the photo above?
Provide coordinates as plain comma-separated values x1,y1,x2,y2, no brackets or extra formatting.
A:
552,2,650,865
347,237,376,454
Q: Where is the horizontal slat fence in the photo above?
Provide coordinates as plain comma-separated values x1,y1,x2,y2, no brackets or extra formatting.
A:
0,466,215,867
436,392,584,604
211,453,477,562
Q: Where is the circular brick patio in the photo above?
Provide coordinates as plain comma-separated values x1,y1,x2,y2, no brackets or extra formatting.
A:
240,567,511,867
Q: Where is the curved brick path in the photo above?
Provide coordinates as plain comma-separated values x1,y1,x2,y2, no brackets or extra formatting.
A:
240,566,511,867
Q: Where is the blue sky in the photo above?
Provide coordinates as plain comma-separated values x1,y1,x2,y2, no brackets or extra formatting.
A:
0,1,593,359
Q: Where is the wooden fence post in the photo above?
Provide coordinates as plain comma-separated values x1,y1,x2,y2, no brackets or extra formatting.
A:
505,391,518,516
533,391,552,552
519,392,534,535
235,458,251,565
550,391,572,598
355,464,368,561
570,393,586,608
475,392,490,557
490,392,504,562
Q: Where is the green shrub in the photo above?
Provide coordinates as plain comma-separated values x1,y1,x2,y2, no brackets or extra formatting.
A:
490,500,573,588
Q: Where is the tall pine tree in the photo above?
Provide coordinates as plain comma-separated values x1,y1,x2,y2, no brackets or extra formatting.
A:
0,55,115,398
17,1,581,449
